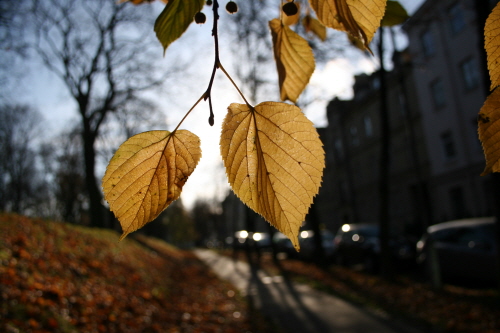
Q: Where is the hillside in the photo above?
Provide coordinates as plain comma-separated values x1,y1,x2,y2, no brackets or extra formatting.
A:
0,213,274,333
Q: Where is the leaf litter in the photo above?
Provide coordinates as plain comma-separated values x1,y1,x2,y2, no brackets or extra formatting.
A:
0,213,277,333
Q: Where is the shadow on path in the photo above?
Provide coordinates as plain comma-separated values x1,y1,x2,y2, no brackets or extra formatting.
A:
195,249,406,333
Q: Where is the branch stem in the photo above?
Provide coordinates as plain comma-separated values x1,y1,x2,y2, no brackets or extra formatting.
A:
203,0,221,126
218,63,251,106
177,0,252,129
172,94,205,133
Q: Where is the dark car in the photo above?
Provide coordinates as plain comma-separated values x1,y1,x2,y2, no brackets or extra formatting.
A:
273,231,294,254
416,217,498,284
273,229,335,259
333,224,379,270
298,230,336,259
232,230,272,250
333,223,415,272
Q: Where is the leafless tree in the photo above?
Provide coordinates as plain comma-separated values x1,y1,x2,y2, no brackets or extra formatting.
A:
224,0,277,104
0,0,32,100
53,130,87,224
0,104,46,214
98,96,167,164
28,0,176,227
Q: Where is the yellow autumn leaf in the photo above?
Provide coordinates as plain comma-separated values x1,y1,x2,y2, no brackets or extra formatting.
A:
102,130,201,239
309,0,343,31
485,2,500,91
309,0,386,49
478,89,500,175
269,19,315,103
348,32,366,51
220,102,325,250
303,15,327,41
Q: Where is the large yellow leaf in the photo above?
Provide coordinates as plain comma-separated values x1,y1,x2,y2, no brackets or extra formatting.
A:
154,0,204,53
220,102,325,250
485,2,500,91
303,15,327,41
269,19,315,103
309,0,386,49
479,89,500,175
309,0,343,31
102,130,201,239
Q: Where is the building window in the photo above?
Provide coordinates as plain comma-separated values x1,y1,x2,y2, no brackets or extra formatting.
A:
460,57,479,90
420,29,435,57
364,116,373,137
430,79,446,109
440,131,457,160
448,3,465,34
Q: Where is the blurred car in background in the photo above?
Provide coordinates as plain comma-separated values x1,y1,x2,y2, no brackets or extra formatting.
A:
273,231,293,254
416,217,498,284
333,223,415,272
273,229,335,260
333,224,379,270
297,230,335,259
231,230,272,250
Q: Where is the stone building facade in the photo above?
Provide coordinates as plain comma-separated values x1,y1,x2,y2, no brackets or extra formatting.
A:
315,0,498,237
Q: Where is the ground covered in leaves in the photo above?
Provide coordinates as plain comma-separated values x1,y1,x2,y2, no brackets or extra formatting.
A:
227,250,500,333
0,213,275,333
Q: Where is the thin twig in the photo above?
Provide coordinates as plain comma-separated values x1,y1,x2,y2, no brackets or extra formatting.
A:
203,0,221,126
172,94,205,133
218,62,251,107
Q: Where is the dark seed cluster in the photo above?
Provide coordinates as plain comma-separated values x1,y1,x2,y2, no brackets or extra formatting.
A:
195,11,206,24
282,1,298,16
226,1,238,14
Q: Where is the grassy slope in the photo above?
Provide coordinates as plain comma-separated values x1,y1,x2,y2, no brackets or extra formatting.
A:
0,213,273,333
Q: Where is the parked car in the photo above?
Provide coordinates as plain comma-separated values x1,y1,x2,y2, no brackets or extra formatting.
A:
273,231,294,254
416,217,498,284
297,230,335,259
333,223,415,272
232,230,272,250
273,229,335,259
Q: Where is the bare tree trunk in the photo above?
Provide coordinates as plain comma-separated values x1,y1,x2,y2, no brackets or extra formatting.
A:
82,122,106,228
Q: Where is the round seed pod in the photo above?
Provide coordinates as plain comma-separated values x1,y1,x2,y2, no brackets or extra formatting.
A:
226,1,238,14
195,11,206,24
282,1,298,16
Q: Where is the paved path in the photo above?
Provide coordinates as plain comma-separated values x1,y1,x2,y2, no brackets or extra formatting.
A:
195,249,419,333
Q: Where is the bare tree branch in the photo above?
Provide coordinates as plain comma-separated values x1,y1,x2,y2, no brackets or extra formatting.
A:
27,0,174,227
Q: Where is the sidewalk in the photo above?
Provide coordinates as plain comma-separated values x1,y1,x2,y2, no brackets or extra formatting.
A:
195,249,419,333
